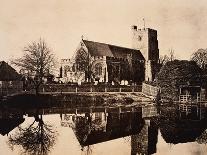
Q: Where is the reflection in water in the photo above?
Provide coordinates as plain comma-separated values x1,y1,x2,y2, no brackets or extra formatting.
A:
0,103,207,154
61,105,158,155
8,114,57,155
131,120,158,155
0,111,25,136
159,104,207,144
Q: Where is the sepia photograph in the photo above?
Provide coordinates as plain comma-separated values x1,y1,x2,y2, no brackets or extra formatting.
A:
0,0,207,154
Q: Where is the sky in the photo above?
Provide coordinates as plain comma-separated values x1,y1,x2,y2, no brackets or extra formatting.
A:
0,0,207,61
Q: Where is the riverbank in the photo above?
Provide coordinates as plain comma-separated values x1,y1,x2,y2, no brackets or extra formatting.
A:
1,92,154,109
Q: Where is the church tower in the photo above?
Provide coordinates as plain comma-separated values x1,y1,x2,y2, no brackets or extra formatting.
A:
131,25,159,81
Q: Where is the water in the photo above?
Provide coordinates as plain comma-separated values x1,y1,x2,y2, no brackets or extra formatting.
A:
0,103,207,155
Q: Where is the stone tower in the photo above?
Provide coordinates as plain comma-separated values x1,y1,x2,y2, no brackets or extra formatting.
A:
131,25,159,81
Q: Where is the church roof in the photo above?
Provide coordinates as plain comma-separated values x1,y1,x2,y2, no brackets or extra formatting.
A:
82,40,145,60
0,61,21,81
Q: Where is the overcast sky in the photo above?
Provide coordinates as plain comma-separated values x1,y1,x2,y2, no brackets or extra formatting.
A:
0,0,207,61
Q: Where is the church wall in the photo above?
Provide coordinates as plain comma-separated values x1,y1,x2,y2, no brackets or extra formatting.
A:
106,57,144,85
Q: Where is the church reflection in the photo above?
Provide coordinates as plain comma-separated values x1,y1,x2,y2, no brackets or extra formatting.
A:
61,105,159,155
0,103,207,155
60,104,207,155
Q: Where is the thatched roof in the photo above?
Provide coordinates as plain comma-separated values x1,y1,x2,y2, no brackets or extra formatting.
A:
0,61,21,81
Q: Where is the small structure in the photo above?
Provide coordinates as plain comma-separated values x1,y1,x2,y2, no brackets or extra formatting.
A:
179,85,206,103
0,61,23,97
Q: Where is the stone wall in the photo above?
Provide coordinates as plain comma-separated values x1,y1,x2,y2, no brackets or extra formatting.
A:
142,82,159,98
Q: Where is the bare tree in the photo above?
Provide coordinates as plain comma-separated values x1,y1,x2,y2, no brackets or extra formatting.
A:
159,49,176,67
74,48,93,82
159,55,170,66
12,39,56,94
169,49,176,62
191,49,207,70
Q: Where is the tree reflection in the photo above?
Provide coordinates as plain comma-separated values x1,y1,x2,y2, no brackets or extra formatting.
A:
81,145,93,155
196,129,207,144
8,115,57,155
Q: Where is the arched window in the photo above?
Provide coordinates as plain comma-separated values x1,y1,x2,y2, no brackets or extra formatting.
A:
64,65,70,77
95,63,102,76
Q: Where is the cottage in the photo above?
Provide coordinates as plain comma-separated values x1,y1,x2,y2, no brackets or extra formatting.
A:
0,61,23,97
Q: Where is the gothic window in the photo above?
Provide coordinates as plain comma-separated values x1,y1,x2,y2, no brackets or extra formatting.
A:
64,65,70,77
95,63,102,76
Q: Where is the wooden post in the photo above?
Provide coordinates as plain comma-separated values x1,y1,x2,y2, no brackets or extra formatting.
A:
76,87,78,93
119,87,121,92
105,87,107,92
118,107,121,119
104,107,107,121
90,87,93,92
104,107,107,114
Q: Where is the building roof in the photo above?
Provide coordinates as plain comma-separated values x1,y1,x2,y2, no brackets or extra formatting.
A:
0,61,21,81
82,40,145,60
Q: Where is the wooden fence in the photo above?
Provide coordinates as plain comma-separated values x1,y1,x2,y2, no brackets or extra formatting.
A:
39,84,142,93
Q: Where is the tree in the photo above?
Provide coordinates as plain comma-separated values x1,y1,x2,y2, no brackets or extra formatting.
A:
156,60,202,101
159,49,176,67
12,39,56,94
191,48,207,70
159,55,170,66
169,49,176,62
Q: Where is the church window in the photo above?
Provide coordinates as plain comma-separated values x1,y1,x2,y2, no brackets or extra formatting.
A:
95,63,102,76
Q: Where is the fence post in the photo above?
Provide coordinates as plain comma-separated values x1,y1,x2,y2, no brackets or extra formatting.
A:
90,87,93,92
132,86,134,92
105,87,107,92
76,87,78,93
119,88,121,92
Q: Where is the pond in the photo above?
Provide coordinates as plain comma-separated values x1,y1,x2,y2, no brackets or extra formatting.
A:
0,102,207,155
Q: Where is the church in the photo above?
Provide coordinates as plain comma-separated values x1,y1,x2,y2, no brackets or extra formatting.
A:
60,25,159,85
